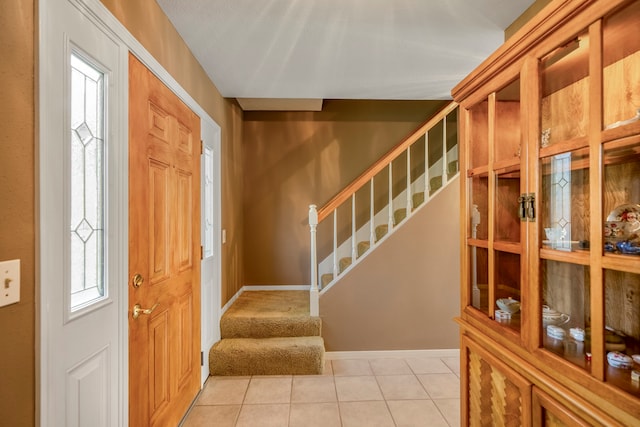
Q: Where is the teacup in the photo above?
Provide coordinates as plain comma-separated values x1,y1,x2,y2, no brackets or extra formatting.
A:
542,305,570,326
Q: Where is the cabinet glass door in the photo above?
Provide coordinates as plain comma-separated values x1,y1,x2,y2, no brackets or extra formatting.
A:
492,77,523,332
601,2,640,399
536,18,593,367
539,146,590,370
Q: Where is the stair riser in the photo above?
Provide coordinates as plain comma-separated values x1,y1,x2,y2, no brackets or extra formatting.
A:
210,337,325,376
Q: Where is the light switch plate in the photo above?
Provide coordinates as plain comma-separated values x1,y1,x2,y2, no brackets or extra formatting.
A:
0,259,20,307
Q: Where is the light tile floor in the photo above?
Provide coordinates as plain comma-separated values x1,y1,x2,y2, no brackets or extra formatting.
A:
181,355,460,427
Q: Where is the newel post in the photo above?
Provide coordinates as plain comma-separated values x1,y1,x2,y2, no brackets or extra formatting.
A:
309,204,319,316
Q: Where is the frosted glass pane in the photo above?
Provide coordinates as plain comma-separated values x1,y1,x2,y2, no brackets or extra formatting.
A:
70,132,84,229
204,146,214,258
71,69,85,129
70,52,106,311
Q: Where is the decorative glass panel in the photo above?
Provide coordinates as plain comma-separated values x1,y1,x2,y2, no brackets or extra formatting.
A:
70,53,106,311
541,147,590,252
549,153,572,250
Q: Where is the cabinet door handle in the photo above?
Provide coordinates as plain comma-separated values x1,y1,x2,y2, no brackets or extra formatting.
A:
527,193,536,221
518,195,527,221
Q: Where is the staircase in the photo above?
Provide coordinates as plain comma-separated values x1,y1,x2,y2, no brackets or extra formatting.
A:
209,290,324,375
309,102,459,313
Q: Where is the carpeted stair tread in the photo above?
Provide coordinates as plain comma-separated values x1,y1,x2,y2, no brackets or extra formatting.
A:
394,208,407,225
412,192,425,210
357,241,370,257
210,336,325,376
221,291,321,339
321,273,333,287
339,256,352,273
375,224,388,241
430,176,443,195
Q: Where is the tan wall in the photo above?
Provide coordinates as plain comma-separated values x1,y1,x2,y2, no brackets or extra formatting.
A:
505,0,553,40
0,1,35,425
100,0,245,304
320,176,460,350
242,100,447,285
0,1,243,424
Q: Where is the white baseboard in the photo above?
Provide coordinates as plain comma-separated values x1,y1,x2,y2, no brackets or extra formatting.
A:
243,285,310,291
325,349,460,360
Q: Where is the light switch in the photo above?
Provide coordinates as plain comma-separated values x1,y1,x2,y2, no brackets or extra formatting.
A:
0,259,20,307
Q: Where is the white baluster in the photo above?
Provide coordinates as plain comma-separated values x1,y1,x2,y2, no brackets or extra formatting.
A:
406,147,412,216
351,193,357,261
425,131,430,198
333,210,338,277
369,177,375,246
442,115,448,186
388,162,394,228
308,204,319,316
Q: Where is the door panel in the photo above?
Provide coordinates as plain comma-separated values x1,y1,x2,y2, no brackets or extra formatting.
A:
129,53,201,427
150,160,171,284
40,1,125,425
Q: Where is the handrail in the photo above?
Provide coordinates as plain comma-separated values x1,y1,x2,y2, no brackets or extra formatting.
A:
316,101,458,222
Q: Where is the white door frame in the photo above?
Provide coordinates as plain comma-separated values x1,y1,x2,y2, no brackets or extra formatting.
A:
38,0,222,424
200,121,222,384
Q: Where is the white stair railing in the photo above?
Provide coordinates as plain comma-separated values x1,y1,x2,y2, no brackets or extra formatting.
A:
308,102,459,315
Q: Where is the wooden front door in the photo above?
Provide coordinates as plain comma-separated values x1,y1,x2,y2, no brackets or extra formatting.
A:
128,54,201,427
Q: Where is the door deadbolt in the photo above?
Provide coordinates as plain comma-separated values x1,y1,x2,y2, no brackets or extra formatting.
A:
132,273,144,288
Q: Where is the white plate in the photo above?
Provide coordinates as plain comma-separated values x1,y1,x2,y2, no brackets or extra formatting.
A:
607,204,640,235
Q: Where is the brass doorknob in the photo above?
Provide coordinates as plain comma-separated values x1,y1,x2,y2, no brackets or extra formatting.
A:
132,303,159,320
132,273,144,288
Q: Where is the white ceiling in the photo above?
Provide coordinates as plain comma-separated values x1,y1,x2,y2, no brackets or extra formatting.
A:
157,0,534,101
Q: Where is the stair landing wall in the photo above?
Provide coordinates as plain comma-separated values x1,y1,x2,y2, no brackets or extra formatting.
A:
320,176,460,351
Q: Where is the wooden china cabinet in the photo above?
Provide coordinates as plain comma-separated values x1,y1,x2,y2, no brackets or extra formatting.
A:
453,0,640,425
